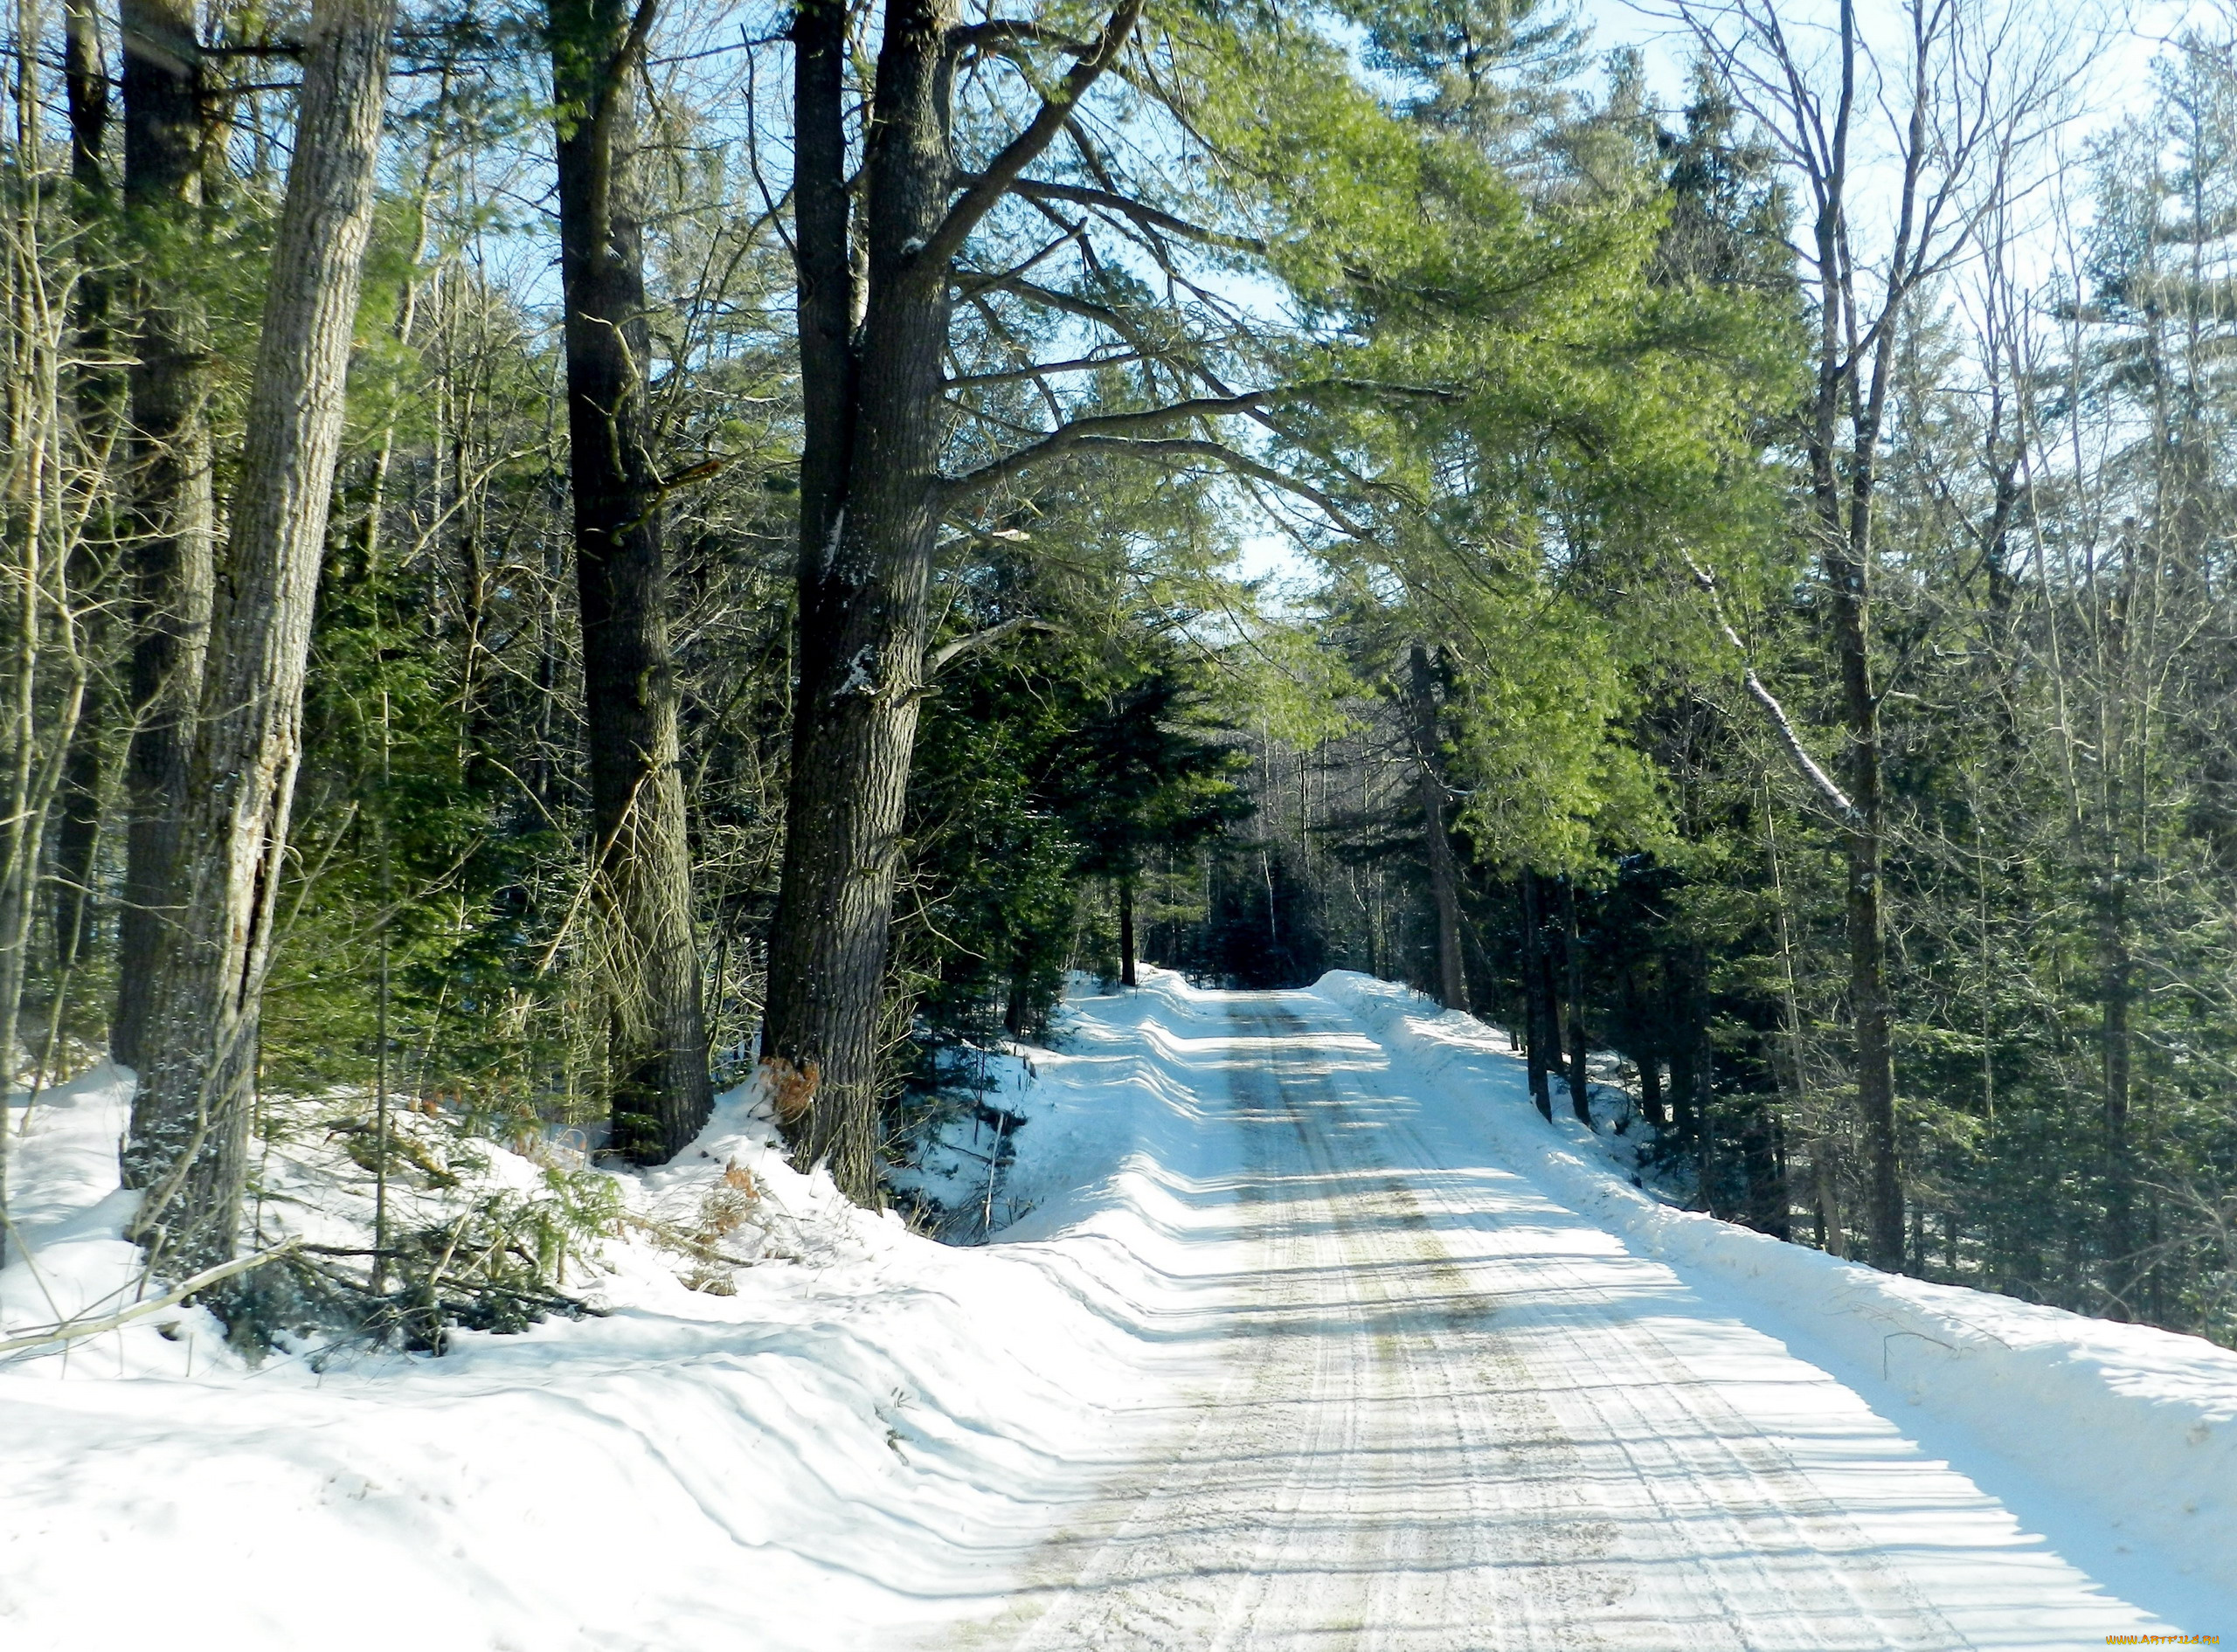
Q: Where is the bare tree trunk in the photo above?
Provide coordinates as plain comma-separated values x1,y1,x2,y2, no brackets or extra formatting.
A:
1676,0,2074,1268
1796,0,1901,1271
548,0,712,1162
1825,507,1901,1265
1407,642,1467,1010
1686,943,1716,1212
761,0,1141,1203
123,0,396,1271
62,0,107,194
1743,1099,1790,1239
54,0,116,1006
1519,869,1551,1119
761,0,960,1204
1,8,96,1263
1562,876,1589,1125
1118,874,1136,986
113,0,215,1070
1815,1137,1844,1257
2098,872,2136,1317
1638,1052,1664,1127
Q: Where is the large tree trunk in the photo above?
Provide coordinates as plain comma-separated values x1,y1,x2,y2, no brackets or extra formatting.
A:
548,0,712,1163
761,0,1142,1199
761,0,957,1205
112,0,216,1070
1407,643,1467,1011
122,0,396,1270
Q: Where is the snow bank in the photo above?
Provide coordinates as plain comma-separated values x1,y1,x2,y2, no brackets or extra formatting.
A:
0,974,1240,1652
1307,968,2237,1603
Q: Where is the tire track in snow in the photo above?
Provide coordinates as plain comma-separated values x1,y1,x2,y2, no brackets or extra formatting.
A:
975,999,1630,1649
953,984,2181,1650
1278,998,1968,1651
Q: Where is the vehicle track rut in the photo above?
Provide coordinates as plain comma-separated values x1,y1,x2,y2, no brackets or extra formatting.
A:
970,994,1989,1649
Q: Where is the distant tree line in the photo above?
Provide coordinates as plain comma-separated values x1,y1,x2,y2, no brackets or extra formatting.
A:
1148,14,2237,1349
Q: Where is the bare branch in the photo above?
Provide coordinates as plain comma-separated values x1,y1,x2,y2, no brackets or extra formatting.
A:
1684,553,1862,826
0,1241,302,1358
916,0,1146,273
926,615,1063,674
946,349,1146,389
1009,178,1266,253
998,433,1374,539
946,19,1095,61
941,378,1451,504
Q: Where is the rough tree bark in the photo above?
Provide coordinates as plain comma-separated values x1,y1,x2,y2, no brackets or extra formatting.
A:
123,0,398,1269
548,0,712,1161
1406,643,1468,1011
112,0,215,1069
761,0,1143,1202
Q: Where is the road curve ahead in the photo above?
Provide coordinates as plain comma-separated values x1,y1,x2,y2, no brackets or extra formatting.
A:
966,988,2199,1652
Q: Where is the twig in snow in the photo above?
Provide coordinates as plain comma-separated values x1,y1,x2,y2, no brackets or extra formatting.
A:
0,1240,302,1358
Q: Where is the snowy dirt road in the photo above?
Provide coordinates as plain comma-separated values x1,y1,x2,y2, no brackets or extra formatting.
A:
4,972,2230,1652
966,990,2215,1651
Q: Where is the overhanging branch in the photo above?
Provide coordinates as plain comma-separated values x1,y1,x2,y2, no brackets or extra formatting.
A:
945,19,1095,61
964,433,1374,540
916,0,1146,273
939,379,1451,506
1009,178,1266,253
940,389,1286,501
927,615,1063,674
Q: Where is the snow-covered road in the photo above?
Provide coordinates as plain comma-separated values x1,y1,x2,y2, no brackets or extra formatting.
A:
4,971,2232,1651
967,990,2223,1650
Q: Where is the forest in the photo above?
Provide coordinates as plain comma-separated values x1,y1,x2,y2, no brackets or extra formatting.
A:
1,0,2234,1361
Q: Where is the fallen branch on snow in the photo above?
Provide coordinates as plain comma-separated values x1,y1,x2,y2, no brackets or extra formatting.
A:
0,1240,302,1358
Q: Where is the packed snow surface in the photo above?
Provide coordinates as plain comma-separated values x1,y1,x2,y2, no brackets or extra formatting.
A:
3,970,2233,1650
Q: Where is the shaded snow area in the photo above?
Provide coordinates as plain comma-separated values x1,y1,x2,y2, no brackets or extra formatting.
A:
884,1040,1049,1241
3,971,2234,1650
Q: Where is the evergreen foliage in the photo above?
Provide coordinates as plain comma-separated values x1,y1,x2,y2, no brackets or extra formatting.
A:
0,0,2231,1355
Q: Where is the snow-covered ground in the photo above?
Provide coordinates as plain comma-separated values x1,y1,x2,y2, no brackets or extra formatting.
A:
2,970,2233,1650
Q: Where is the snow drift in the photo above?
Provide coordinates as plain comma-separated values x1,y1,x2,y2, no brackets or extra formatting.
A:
4,967,2234,1650
1309,968,2237,1605
0,980,1237,1652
